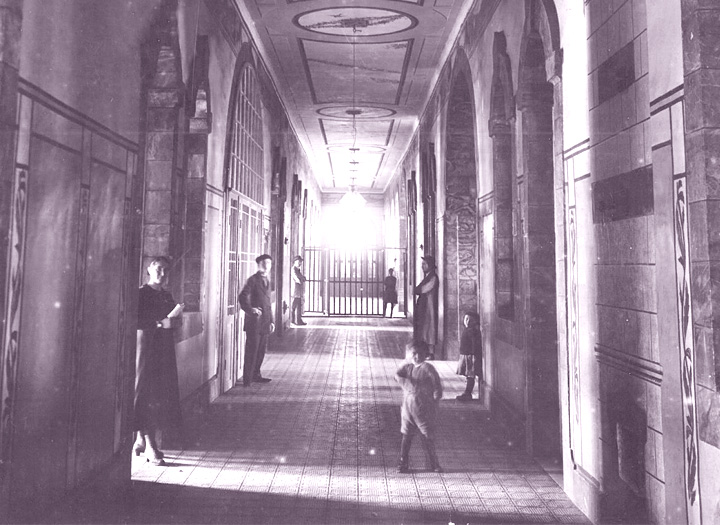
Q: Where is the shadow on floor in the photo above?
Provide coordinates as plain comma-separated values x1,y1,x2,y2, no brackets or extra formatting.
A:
43,481,581,525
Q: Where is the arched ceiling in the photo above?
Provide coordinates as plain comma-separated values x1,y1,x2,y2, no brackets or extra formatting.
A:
232,0,475,194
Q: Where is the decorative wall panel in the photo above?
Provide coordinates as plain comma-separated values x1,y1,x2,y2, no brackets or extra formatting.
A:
673,175,701,523
597,41,636,105
0,168,27,484
568,205,580,451
443,58,477,359
2,79,138,509
592,166,653,223
562,139,589,474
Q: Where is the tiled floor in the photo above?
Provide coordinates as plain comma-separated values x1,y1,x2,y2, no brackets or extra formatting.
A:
53,318,590,524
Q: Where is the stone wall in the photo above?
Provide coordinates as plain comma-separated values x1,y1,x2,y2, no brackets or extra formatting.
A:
682,0,720,522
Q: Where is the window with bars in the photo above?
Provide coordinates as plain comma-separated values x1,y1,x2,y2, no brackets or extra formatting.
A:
227,64,264,204
225,199,263,315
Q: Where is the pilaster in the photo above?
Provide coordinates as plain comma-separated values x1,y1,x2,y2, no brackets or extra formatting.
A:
184,84,210,312
681,0,720,522
140,1,185,296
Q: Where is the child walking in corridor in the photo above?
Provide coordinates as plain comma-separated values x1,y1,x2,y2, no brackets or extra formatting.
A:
395,340,443,473
455,312,483,401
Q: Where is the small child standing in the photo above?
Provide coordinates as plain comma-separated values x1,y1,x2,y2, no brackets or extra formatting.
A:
395,340,443,473
455,312,483,401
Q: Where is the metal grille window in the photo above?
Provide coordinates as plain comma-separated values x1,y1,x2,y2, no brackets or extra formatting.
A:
225,199,263,315
227,64,264,204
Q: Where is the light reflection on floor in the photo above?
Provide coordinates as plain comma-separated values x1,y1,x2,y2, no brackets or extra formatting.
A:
50,318,588,524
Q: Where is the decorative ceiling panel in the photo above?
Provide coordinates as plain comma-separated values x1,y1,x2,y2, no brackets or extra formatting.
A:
290,0,422,3
301,40,410,105
230,0,476,193
318,106,395,119
321,119,393,146
296,8,417,36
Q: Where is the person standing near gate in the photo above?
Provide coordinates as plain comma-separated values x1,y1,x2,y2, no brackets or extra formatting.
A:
239,254,274,386
383,268,398,318
413,255,439,359
291,255,307,325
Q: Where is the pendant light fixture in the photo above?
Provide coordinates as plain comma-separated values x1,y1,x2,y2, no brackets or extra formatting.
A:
340,23,366,210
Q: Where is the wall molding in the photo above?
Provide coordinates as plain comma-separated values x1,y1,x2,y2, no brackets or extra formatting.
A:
650,84,684,117
18,79,137,152
563,138,590,158
649,84,683,111
595,344,663,385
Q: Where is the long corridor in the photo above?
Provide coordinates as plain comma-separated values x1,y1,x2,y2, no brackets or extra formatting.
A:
52,320,589,524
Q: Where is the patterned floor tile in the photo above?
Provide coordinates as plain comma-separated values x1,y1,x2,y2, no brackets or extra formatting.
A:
50,318,590,524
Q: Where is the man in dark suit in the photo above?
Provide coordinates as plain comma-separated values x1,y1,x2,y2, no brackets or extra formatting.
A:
239,254,275,386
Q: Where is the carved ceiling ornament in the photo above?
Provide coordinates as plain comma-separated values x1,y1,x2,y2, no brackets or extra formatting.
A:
295,7,417,37
232,0,473,192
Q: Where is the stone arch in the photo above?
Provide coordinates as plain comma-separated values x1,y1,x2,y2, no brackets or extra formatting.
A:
489,31,516,321
538,0,562,81
517,0,562,458
443,47,478,359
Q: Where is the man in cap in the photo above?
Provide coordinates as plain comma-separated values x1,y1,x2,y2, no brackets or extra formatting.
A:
239,254,275,386
291,255,307,325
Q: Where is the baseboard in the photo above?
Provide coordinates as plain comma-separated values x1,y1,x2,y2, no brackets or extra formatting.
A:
23,452,131,523
488,388,527,449
170,377,215,448
181,376,215,420
569,461,601,523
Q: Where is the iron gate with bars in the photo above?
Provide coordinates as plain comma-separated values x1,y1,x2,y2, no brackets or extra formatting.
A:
304,248,406,316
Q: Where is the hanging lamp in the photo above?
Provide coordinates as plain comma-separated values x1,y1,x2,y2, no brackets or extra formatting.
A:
340,24,366,210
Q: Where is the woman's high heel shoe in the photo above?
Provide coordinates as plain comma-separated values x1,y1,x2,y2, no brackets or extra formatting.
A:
134,442,163,458
145,449,166,466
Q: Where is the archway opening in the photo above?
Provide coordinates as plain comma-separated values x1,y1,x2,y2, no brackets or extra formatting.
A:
489,32,516,322
443,59,479,359
517,17,560,460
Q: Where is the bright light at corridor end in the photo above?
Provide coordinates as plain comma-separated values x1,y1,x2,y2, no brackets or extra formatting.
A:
322,193,382,249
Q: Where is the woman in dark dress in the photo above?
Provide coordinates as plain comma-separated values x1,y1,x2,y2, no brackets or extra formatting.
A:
383,268,398,317
134,257,184,466
413,255,439,359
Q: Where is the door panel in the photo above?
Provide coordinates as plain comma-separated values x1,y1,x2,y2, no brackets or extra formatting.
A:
221,195,263,392
204,201,223,384
222,196,240,392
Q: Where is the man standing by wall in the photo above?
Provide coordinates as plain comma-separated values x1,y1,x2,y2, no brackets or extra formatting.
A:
291,255,307,325
239,254,275,386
